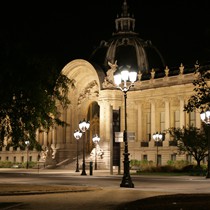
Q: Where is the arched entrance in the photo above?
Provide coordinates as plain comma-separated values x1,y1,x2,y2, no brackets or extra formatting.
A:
87,101,100,154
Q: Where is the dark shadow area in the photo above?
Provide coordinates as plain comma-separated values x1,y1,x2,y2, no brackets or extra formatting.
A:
116,193,210,210
0,202,25,209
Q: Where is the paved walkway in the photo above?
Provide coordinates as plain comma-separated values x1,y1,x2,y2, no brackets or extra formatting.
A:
1,168,210,209
0,168,119,196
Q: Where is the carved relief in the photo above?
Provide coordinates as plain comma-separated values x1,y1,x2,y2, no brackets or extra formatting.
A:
156,99,165,107
138,71,142,81
171,98,179,106
78,80,99,105
150,68,155,79
102,60,118,88
164,66,169,77
179,63,184,75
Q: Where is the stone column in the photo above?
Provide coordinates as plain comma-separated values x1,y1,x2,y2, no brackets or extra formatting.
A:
65,108,71,144
55,107,65,148
99,101,112,142
179,97,185,128
137,103,142,141
196,111,201,128
151,101,156,136
44,132,48,147
52,127,55,145
99,101,113,173
164,99,170,141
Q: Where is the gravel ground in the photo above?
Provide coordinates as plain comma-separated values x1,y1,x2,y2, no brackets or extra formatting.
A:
0,184,100,195
1,184,210,210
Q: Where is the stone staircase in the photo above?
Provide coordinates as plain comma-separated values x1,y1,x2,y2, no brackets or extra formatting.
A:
54,147,110,170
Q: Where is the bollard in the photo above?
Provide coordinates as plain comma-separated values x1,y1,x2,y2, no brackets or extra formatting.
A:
90,161,93,175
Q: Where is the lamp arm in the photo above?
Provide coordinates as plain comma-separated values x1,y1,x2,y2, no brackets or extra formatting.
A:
116,83,134,93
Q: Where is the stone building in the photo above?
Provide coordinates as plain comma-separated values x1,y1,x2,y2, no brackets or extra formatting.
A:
52,0,207,171
1,0,208,171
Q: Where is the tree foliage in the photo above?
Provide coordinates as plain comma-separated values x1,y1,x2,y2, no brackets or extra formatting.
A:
168,125,208,167
0,40,74,150
184,63,210,113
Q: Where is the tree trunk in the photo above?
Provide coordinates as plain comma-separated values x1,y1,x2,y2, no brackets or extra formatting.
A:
196,159,201,168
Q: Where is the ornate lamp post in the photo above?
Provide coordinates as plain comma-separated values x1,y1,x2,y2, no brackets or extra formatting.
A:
79,119,90,176
74,130,82,172
25,140,30,169
92,134,100,170
152,132,163,167
114,66,137,188
200,109,210,178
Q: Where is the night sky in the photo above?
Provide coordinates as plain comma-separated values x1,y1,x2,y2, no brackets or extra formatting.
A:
1,0,210,69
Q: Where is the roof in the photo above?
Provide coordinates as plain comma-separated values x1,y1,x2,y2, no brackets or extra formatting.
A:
89,0,166,75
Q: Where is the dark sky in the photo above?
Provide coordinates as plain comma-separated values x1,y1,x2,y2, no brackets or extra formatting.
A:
1,0,210,69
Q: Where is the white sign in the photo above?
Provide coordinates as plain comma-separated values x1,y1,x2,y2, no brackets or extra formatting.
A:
128,132,135,141
115,132,123,142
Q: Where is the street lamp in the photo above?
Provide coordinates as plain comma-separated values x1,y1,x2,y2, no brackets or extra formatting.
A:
200,109,210,178
79,119,90,176
114,65,137,188
92,134,100,170
25,140,30,169
74,130,82,172
152,132,163,167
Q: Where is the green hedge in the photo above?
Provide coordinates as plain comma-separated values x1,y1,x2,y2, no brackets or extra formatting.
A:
0,161,37,168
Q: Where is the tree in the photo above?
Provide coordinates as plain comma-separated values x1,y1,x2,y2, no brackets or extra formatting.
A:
0,39,74,150
168,125,208,167
184,62,210,113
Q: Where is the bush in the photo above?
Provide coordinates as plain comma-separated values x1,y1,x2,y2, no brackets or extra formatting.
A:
0,161,14,168
167,160,174,166
132,158,207,176
174,160,190,169
130,159,155,171
180,165,206,176
0,161,38,169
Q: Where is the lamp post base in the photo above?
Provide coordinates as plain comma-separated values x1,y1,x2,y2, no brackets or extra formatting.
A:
81,163,87,175
120,131,134,188
120,175,134,188
75,161,80,172
75,160,80,172
120,158,134,188
81,171,87,175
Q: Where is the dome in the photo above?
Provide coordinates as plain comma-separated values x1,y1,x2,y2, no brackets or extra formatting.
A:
89,0,166,76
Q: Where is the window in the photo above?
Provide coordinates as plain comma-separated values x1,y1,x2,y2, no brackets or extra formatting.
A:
171,153,176,161
174,111,180,128
157,155,161,166
128,132,135,141
160,112,165,132
141,142,149,147
189,111,196,126
143,155,147,161
202,156,207,164
186,154,192,163
146,113,151,141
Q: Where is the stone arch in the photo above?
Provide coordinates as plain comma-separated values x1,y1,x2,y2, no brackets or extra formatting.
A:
54,59,101,162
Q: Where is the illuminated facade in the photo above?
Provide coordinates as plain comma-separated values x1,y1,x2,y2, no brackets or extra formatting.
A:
52,0,206,170
0,0,208,170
